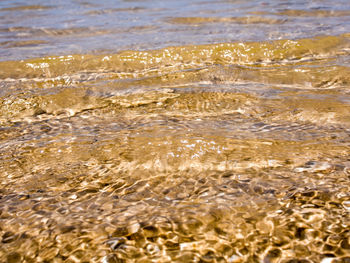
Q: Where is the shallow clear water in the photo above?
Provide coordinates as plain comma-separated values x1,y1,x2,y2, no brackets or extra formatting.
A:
1,1,350,263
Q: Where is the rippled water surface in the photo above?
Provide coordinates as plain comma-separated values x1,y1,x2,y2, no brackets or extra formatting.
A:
1,0,350,262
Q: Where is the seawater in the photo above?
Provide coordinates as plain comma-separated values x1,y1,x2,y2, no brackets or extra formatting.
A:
1,0,350,262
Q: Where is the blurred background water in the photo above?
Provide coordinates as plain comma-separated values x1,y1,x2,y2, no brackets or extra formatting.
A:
1,0,350,60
